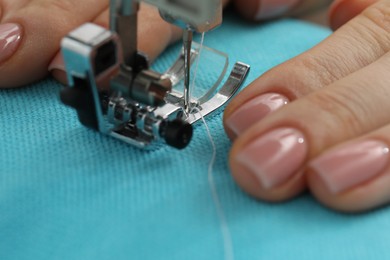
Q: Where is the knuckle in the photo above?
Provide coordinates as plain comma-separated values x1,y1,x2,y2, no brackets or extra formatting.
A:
357,1,390,51
297,53,345,86
306,89,368,138
46,0,74,14
363,1,390,33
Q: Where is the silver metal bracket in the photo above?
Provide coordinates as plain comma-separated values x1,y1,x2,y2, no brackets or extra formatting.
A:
60,1,250,150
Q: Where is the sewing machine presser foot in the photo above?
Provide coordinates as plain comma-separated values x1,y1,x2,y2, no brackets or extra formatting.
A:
59,1,250,150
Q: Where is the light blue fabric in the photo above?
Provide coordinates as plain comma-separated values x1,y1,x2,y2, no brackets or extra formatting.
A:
1,16,389,260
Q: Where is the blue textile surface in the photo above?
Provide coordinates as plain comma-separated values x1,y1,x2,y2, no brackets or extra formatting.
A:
1,16,389,260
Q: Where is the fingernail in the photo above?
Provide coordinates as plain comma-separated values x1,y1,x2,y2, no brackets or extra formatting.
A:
256,0,301,20
0,23,22,65
310,140,390,194
49,52,68,84
328,0,349,30
48,52,65,73
236,128,307,189
226,93,289,136
329,0,346,15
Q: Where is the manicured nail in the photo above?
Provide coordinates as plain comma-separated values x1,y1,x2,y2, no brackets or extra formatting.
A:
226,93,289,136
256,0,301,20
310,140,390,194
48,52,68,84
0,23,22,65
236,128,307,189
48,52,65,73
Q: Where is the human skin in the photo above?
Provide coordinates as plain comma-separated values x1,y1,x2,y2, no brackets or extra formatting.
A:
224,0,390,212
0,0,387,212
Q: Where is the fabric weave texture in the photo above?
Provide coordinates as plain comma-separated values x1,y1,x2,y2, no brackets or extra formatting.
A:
1,16,388,260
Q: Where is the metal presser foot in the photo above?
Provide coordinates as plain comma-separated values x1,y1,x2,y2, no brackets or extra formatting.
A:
59,0,250,150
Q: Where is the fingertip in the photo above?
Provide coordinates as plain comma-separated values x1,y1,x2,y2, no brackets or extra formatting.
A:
0,16,55,87
306,168,367,213
224,93,290,140
48,52,64,72
232,0,260,21
51,69,68,85
0,22,38,88
233,0,301,21
229,127,307,202
0,23,23,66
223,66,296,141
49,52,67,85
328,0,378,30
307,165,390,213
328,0,351,30
137,4,182,61
230,151,306,202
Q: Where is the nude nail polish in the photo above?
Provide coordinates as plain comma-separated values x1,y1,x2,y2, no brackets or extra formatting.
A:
256,0,301,20
236,128,307,189
225,93,289,136
310,140,390,194
0,23,22,65
48,52,65,73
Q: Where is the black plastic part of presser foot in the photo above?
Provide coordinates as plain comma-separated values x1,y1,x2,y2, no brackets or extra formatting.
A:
60,77,99,131
162,119,193,150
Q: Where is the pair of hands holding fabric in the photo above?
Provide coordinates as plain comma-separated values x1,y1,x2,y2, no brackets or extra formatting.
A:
1,0,389,212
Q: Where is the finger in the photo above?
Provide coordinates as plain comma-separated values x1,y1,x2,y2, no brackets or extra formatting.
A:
3,0,232,88
136,4,182,61
308,126,390,212
49,52,66,85
224,0,390,139
329,0,379,30
229,43,390,202
0,0,109,88
233,0,331,21
50,0,233,85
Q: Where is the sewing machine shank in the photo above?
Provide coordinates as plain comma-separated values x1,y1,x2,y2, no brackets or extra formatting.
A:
60,0,250,149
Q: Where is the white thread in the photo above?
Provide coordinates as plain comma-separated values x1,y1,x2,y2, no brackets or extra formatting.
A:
190,33,234,260
202,112,235,260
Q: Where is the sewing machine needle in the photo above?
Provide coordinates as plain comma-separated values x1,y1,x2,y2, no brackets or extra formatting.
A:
183,28,193,114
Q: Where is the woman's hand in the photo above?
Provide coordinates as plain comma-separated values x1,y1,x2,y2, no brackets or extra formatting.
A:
3,0,385,213
224,0,390,212
0,0,187,88
0,0,326,88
